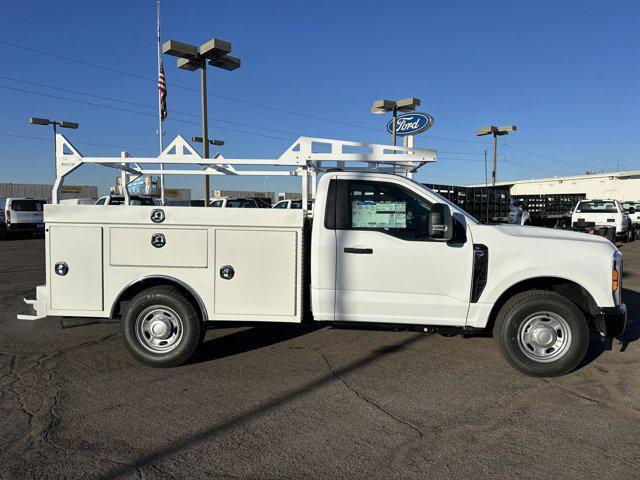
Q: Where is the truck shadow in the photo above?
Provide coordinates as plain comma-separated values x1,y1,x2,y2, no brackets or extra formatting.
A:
580,287,640,367
190,323,324,364
99,333,426,480
617,287,640,352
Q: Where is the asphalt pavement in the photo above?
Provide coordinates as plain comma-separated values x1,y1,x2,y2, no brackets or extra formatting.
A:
1,237,639,479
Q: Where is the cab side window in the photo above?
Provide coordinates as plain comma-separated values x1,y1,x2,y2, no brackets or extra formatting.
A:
348,180,432,241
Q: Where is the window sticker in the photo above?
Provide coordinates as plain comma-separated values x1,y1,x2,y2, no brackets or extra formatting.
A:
352,201,407,228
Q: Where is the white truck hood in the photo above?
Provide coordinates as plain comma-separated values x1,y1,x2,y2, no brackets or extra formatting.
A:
494,224,613,245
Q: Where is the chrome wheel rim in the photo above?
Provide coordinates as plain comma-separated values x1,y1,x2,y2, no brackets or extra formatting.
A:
517,312,572,363
135,306,183,353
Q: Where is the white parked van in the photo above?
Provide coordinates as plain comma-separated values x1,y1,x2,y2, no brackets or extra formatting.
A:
18,134,627,377
2,198,47,238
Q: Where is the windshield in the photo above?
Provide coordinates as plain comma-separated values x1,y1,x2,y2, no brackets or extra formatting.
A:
227,199,255,208
11,199,46,211
621,202,640,211
576,200,618,213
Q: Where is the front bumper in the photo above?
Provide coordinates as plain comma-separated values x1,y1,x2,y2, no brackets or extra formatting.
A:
597,303,627,339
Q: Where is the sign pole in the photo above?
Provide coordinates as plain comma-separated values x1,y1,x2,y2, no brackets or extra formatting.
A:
492,132,498,186
392,106,397,147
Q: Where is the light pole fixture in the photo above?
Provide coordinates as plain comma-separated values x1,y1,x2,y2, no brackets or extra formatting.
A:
29,117,79,168
163,37,240,206
371,98,420,146
191,136,224,146
475,125,517,186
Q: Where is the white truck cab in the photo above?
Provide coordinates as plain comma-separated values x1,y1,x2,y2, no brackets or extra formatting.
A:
17,134,626,377
571,199,631,242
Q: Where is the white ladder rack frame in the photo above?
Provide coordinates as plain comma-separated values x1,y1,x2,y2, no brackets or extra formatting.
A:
53,133,437,212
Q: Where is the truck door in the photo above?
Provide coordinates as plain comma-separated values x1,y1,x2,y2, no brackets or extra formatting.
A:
332,178,473,326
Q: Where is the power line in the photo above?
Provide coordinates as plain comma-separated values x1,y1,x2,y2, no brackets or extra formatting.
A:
0,1,484,130
0,85,296,143
0,40,380,133
0,75,304,138
0,132,157,152
0,40,492,146
0,1,153,48
503,143,593,169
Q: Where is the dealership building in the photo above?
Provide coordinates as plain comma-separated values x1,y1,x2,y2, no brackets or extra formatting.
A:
0,183,98,201
478,170,640,202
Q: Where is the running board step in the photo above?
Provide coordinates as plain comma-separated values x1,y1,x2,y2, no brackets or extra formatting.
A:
60,318,120,329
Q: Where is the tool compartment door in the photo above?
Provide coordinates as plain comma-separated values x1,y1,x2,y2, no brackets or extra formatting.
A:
214,229,298,319
49,225,103,311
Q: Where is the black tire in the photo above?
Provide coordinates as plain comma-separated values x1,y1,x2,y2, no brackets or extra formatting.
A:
122,286,203,367
494,290,590,377
0,225,6,241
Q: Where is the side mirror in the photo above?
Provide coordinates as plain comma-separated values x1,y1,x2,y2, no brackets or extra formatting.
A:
429,203,453,241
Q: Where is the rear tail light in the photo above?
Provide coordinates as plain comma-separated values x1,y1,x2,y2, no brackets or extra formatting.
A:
5,210,9,224
612,269,619,292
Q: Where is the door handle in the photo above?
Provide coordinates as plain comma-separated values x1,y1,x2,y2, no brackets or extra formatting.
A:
344,247,373,254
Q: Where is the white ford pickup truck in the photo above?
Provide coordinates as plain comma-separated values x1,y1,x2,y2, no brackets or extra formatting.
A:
18,134,626,377
571,199,632,242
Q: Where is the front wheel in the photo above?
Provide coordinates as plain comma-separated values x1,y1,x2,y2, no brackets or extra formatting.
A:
494,290,590,377
122,286,203,367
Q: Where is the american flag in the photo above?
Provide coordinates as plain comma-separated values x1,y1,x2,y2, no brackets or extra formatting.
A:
158,62,167,121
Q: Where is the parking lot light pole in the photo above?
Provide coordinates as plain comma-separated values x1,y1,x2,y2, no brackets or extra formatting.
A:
163,39,240,206
475,125,517,186
29,117,79,168
191,136,224,147
371,98,421,147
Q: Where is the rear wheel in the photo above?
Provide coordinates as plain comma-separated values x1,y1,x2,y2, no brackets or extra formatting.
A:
494,290,590,377
122,286,203,367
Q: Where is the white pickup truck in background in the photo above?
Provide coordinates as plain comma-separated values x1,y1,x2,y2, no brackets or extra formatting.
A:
17,134,627,377
571,199,632,242
95,195,156,206
272,199,313,210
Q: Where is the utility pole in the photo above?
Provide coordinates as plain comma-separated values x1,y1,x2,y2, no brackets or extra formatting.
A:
163,38,241,206
200,60,210,205
475,125,517,186
484,149,489,224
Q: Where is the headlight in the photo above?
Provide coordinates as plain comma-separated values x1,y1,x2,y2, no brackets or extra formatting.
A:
613,250,623,305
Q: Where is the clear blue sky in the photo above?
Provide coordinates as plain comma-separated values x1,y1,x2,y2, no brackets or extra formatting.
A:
0,0,638,197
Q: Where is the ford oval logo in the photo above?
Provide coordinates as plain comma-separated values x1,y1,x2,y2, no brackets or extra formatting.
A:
387,112,434,136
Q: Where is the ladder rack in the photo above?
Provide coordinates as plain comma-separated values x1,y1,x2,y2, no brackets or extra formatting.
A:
53,133,437,211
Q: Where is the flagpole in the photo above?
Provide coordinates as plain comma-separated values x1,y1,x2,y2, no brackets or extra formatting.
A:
156,0,165,204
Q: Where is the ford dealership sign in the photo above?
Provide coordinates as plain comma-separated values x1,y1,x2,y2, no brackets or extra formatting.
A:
387,112,434,136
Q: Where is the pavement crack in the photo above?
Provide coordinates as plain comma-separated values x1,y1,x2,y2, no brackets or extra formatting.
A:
319,352,423,438
542,379,608,407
